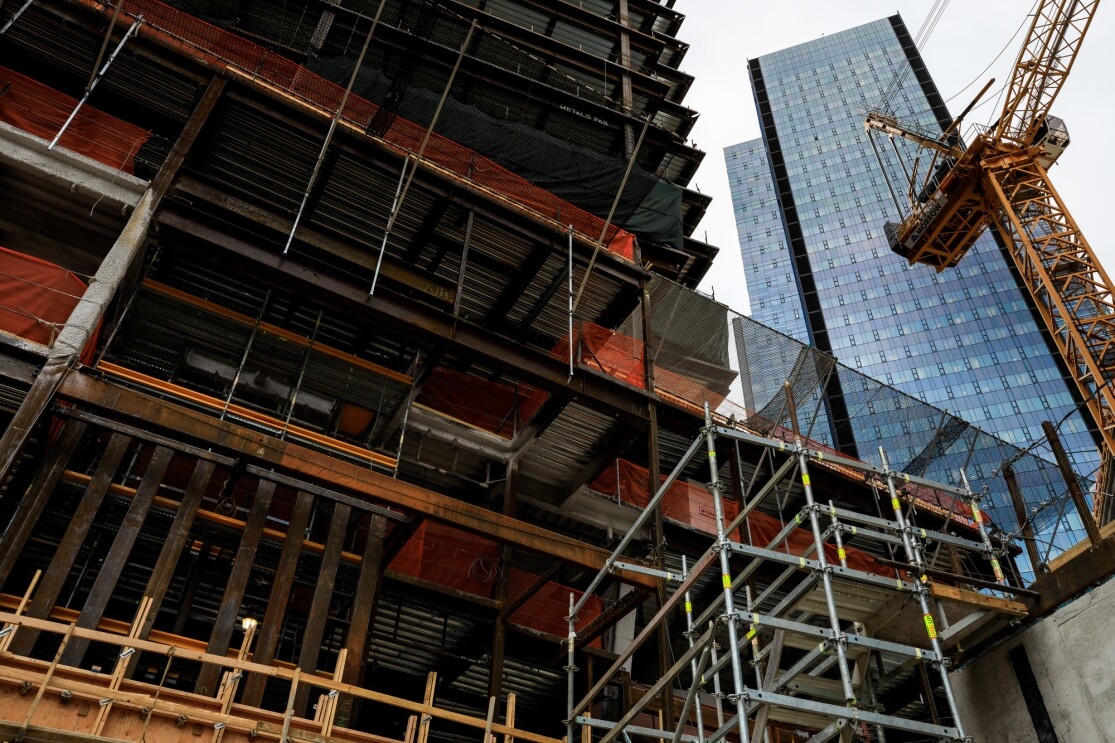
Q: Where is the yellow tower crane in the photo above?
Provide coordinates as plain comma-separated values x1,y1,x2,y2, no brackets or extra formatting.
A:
865,0,1113,520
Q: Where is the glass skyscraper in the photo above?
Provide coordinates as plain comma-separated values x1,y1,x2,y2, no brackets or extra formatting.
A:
726,16,1098,476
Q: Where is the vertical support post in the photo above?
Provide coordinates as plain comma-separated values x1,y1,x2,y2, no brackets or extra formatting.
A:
63,445,175,666
707,620,725,729
295,502,351,713
567,225,574,379
680,556,705,743
565,592,577,743
880,449,966,740
452,210,475,319
1003,463,1044,576
196,478,276,694
502,693,517,743
0,420,87,589
338,512,388,725
417,672,437,743
785,384,856,705
90,597,152,735
281,669,301,742
0,569,40,654
1041,420,1102,545
489,461,517,700
958,469,1008,586
702,404,751,743
242,490,315,707
17,622,75,738
9,433,131,656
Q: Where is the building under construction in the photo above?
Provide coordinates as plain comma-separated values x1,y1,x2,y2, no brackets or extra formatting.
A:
0,2,1113,742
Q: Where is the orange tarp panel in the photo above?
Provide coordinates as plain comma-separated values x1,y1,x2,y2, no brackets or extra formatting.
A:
590,458,888,577
0,247,97,363
507,568,603,648
389,521,501,597
417,367,548,438
0,66,150,174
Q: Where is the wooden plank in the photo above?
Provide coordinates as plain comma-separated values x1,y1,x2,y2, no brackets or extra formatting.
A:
62,445,175,666
295,502,351,713
8,432,130,656
0,420,87,589
58,372,656,589
241,489,316,707
928,582,1028,617
195,478,276,695
416,672,437,743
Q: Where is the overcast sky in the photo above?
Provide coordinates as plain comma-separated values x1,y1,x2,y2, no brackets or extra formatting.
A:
677,2,1115,316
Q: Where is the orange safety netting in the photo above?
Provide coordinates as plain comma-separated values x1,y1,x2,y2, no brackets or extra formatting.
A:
416,367,549,438
506,569,603,648
0,246,98,364
388,521,602,643
72,0,635,260
552,322,730,409
0,65,150,174
590,458,888,576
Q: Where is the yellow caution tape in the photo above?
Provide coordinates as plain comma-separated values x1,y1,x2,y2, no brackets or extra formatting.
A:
722,574,732,589
752,613,760,624
819,642,827,654
817,452,824,460
851,526,858,535
802,474,811,486
972,503,982,523
685,601,692,613
799,557,807,567
991,559,1004,582
795,513,803,523
745,627,756,641
837,548,846,561
891,498,901,511
915,648,923,659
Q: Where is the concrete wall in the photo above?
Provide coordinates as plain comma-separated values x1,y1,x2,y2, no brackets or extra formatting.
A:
951,576,1115,742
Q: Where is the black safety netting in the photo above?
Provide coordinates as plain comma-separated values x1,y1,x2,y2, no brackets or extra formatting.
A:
634,275,1096,556
156,0,686,248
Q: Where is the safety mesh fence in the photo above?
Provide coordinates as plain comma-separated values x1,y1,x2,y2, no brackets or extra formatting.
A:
632,275,1093,553
44,0,685,252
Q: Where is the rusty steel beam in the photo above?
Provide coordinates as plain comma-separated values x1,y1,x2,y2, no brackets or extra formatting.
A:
195,478,276,695
56,372,657,589
339,512,388,725
61,445,175,666
241,490,315,707
8,432,131,656
295,502,351,713
0,420,87,589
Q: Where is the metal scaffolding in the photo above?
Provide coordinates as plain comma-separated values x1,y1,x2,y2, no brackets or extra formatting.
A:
567,394,1026,742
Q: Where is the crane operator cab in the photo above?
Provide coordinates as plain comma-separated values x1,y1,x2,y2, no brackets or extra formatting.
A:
1033,115,1070,169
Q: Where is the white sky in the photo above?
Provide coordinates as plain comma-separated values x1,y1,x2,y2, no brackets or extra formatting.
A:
678,2,1115,316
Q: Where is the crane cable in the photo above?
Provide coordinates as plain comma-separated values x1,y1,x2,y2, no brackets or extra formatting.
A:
878,0,952,113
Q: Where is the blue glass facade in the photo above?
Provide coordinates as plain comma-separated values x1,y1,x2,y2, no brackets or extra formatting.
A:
726,16,1098,475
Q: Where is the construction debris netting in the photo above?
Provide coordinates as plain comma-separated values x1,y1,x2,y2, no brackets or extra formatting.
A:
637,274,1090,544
63,0,642,258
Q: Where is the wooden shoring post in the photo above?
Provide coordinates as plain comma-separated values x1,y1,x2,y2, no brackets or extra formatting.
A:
281,668,301,742
319,647,347,737
1003,463,1044,575
295,502,352,713
0,569,40,653
404,715,418,743
483,695,497,743
8,432,131,656
196,478,276,695
17,622,75,738
63,445,175,666
0,420,86,588
503,693,517,743
1042,421,1103,546
91,596,153,736
0,74,226,490
489,460,518,700
241,490,315,707
417,671,438,743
